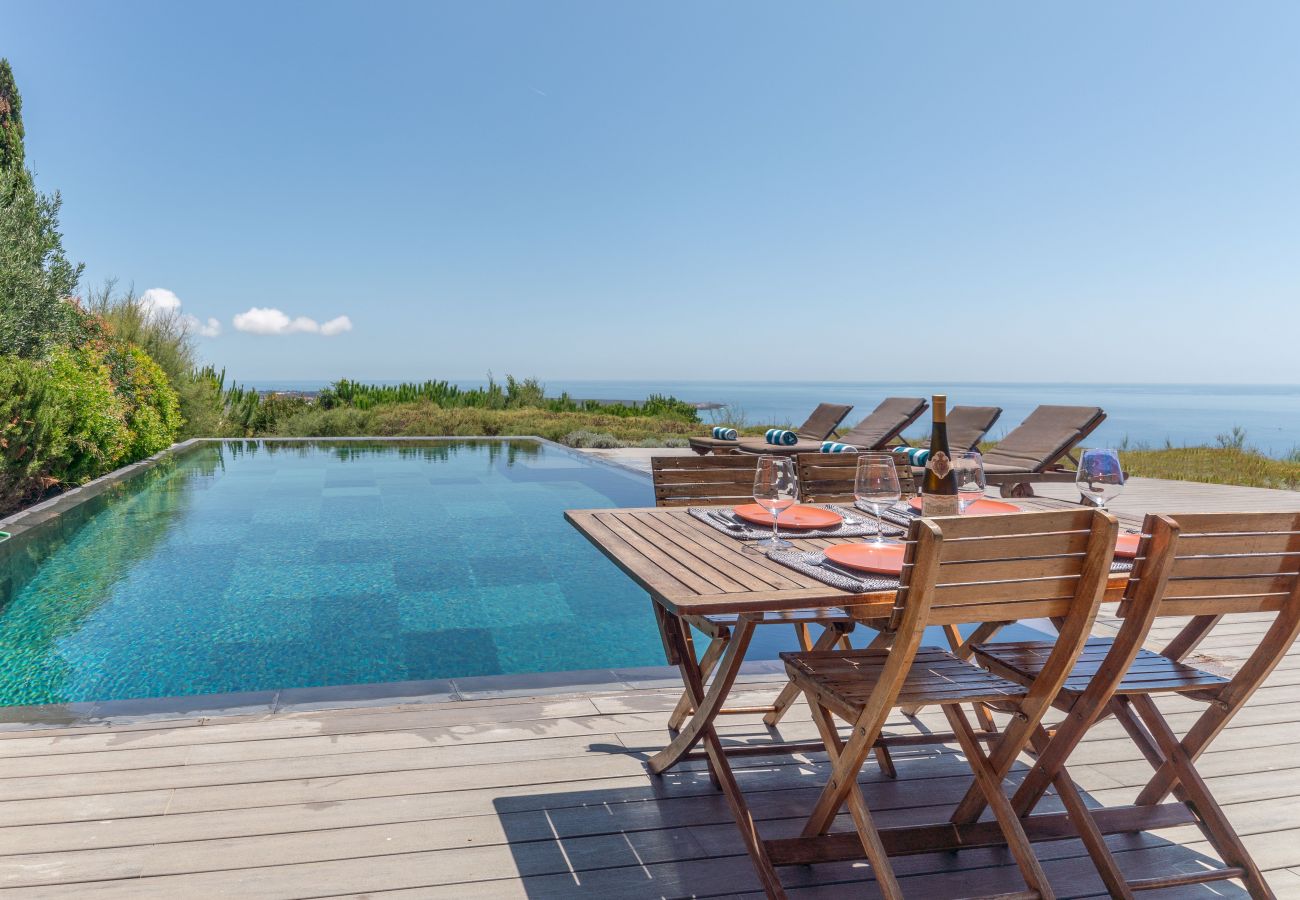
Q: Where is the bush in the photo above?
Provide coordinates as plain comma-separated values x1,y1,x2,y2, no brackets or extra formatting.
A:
562,430,624,449
43,346,130,483
0,356,57,510
106,343,181,458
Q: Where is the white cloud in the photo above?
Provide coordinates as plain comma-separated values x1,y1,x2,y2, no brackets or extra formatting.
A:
232,307,353,337
184,315,222,338
320,315,353,336
138,288,222,339
138,288,183,321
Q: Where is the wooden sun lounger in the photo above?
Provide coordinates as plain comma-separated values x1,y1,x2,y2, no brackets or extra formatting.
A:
688,403,852,455
976,404,1107,497
737,398,927,456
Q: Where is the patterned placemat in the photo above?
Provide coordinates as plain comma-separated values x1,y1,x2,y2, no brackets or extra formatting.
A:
766,549,902,593
687,506,904,541
767,548,1133,593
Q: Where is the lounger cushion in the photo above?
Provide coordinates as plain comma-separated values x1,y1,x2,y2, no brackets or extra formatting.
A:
981,405,1103,473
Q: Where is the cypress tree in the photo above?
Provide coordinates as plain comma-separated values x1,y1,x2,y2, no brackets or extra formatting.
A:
0,58,84,358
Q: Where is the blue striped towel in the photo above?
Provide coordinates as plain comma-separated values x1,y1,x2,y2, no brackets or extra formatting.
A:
765,428,798,446
893,446,930,466
820,441,859,453
711,426,738,440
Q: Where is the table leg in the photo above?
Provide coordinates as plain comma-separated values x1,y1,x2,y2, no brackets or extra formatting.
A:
650,610,787,897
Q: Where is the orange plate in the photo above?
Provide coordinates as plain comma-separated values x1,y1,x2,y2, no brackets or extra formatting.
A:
1115,533,1141,558
907,497,1021,516
732,503,843,529
824,542,906,575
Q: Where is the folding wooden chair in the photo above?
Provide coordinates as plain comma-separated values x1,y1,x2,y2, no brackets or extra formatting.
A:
794,450,917,504
972,511,1300,898
650,454,861,733
764,508,1118,897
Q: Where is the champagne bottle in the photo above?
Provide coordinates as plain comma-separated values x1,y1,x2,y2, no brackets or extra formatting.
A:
921,394,960,516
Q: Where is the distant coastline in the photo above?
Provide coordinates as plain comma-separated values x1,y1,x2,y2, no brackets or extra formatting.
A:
247,380,1300,458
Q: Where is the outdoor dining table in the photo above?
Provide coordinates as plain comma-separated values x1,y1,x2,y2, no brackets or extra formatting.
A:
564,496,1143,882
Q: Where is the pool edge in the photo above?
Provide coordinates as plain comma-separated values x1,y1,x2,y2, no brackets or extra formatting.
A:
0,659,788,730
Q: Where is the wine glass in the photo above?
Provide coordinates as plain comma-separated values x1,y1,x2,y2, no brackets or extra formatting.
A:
953,451,986,513
854,453,902,545
1077,448,1125,510
752,455,799,551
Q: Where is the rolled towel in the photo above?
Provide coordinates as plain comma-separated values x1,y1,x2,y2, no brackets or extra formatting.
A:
892,446,930,466
711,426,738,440
765,428,798,446
820,441,859,453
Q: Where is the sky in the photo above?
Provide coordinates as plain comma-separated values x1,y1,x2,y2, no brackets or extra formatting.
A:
4,1,1299,384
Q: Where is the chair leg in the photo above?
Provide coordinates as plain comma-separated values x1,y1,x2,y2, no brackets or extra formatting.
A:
942,704,1055,899
765,624,845,727
1129,694,1275,900
804,694,904,899
1026,724,1135,899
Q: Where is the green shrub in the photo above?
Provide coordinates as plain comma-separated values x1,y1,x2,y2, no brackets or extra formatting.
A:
43,346,130,482
106,343,182,458
0,356,57,510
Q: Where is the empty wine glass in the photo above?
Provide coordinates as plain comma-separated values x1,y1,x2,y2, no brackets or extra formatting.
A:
1077,448,1125,510
953,451,986,513
752,455,799,551
854,453,902,545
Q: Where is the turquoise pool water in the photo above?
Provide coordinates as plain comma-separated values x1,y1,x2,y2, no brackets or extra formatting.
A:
0,439,1048,707
0,440,672,706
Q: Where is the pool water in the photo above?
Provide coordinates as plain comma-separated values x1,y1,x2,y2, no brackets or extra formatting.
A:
0,439,1048,707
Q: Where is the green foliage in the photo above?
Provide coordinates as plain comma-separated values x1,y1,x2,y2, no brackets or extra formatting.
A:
317,375,700,422
563,430,624,449
0,356,57,510
0,60,84,359
43,346,130,483
107,344,182,458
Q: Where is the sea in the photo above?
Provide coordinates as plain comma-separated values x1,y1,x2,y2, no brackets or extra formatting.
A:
250,380,1300,459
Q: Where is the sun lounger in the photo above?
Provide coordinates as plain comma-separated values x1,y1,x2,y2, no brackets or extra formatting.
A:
891,404,1002,455
736,397,927,456
687,402,852,455
978,405,1106,496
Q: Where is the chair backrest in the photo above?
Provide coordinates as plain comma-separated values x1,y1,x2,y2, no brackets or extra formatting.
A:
651,454,758,507
946,405,1003,452
856,508,1118,749
795,452,916,503
795,403,854,440
1121,511,1300,620
840,397,928,450
893,508,1118,631
981,405,1106,472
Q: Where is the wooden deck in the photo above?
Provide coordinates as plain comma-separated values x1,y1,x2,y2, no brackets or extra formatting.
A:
2,475,1299,898
0,612,1297,897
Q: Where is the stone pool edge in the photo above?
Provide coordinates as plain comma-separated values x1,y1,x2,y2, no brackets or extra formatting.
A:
0,658,789,730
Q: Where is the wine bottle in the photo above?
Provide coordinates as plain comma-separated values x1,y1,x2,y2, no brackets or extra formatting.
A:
922,394,960,516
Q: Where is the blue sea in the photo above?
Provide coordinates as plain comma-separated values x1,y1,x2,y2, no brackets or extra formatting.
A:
252,380,1300,458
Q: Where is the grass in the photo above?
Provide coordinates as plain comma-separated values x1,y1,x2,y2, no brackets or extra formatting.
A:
1117,447,1300,491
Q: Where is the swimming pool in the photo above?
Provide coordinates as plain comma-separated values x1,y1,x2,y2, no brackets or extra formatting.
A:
0,439,1049,708
0,440,674,706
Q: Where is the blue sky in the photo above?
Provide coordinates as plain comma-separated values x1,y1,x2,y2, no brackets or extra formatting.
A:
6,1,1299,383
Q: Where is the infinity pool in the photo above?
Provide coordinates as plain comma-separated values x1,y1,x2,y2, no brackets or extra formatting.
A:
0,440,680,706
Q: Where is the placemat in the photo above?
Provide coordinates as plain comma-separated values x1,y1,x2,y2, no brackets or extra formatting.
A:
687,506,904,541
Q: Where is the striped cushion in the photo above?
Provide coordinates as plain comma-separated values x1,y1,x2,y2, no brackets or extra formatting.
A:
820,441,859,453
765,428,798,446
711,426,738,440
893,446,930,466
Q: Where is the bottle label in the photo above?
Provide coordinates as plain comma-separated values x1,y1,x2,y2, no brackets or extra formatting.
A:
928,451,951,478
922,493,960,517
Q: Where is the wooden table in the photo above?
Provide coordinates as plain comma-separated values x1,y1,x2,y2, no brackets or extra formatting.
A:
565,499,1140,888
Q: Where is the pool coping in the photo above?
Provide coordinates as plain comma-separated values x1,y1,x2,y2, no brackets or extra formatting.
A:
0,659,791,730
0,434,706,728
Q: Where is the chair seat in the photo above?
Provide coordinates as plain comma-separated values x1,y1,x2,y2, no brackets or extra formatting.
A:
781,647,1028,721
972,638,1231,696
687,435,740,452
